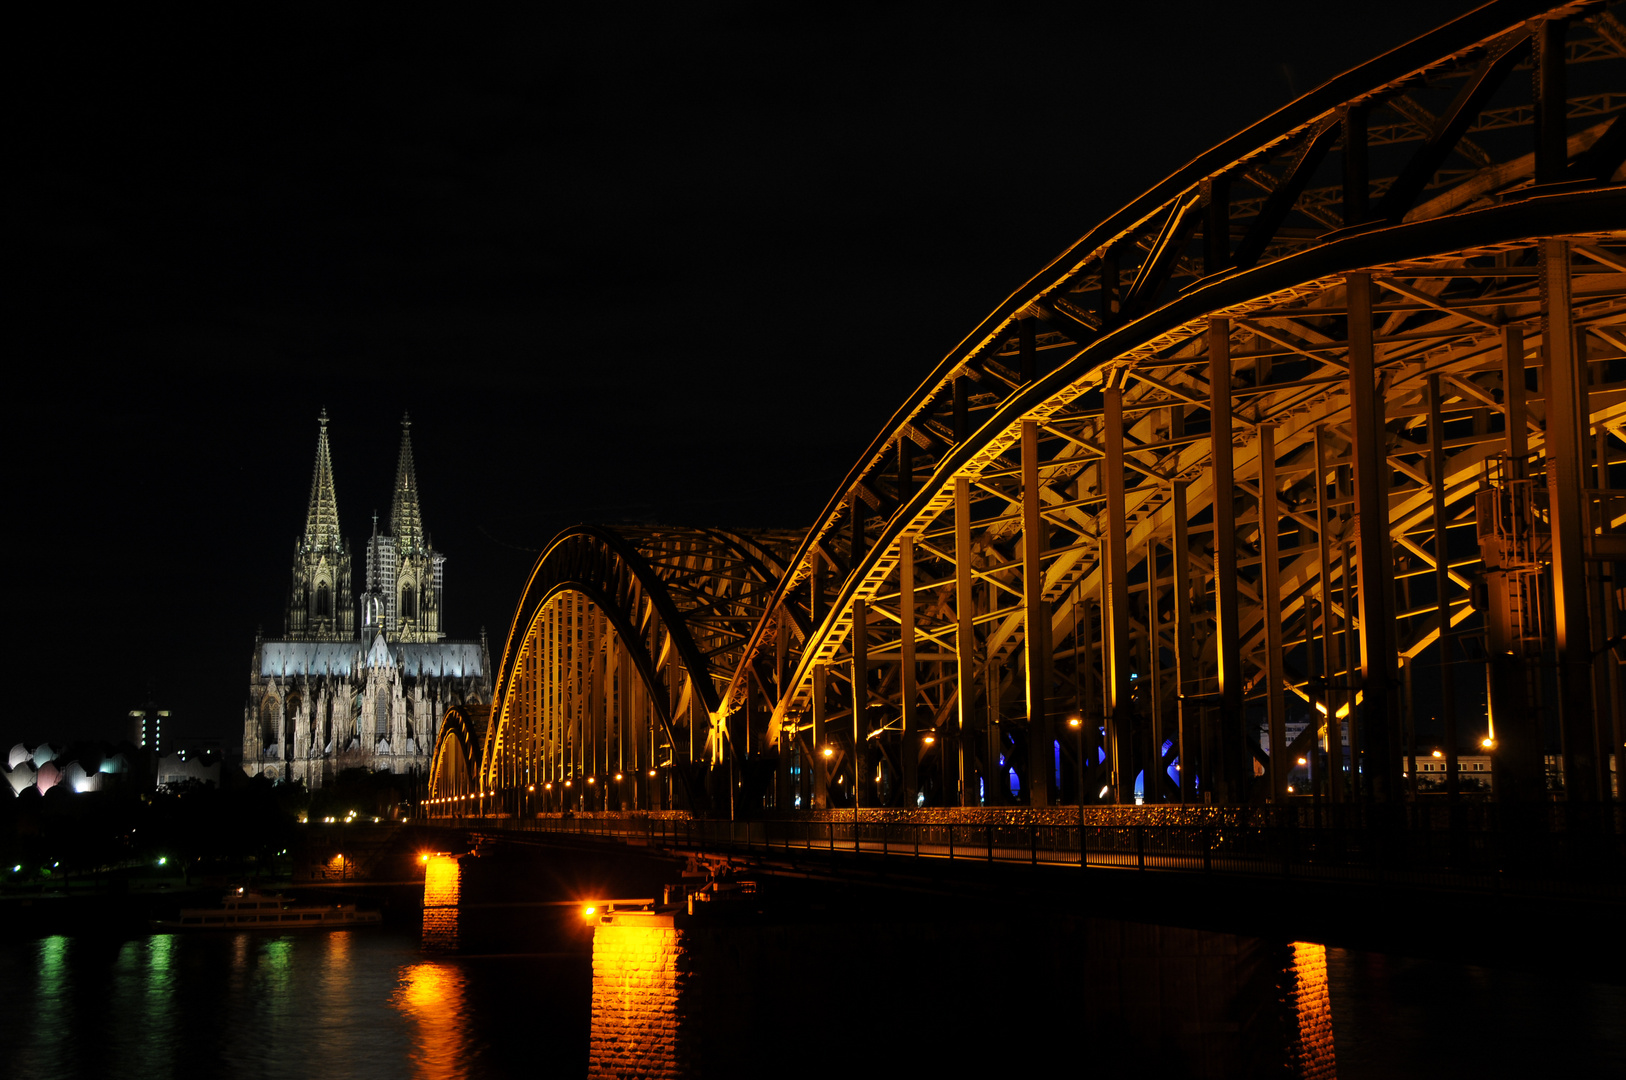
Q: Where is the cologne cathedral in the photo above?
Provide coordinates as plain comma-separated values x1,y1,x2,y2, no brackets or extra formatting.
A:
242,411,490,789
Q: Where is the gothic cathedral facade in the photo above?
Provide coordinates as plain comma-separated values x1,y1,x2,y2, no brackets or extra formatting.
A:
242,411,491,788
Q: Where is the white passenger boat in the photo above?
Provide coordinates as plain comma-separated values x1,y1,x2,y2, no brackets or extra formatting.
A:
152,889,382,930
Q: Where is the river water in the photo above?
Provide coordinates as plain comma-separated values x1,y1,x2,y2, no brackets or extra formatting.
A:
3,864,1621,1079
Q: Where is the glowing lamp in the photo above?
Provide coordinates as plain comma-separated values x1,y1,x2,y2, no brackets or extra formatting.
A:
648,769,657,777
821,746,835,758
1431,749,1442,758
1067,714,1083,729
528,785,536,792
1296,757,1307,766
587,776,596,785
615,773,623,781
419,854,429,863
583,905,597,918
923,734,936,745
1481,738,1496,749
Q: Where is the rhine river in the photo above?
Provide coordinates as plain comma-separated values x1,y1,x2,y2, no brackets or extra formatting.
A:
3,878,1621,1079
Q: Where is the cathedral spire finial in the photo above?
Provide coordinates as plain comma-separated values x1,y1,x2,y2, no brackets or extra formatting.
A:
390,413,424,556
303,410,342,553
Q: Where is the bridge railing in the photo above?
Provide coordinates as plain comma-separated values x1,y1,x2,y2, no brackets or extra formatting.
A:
425,810,1624,898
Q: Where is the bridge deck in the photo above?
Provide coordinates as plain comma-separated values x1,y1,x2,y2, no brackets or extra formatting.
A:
425,813,1623,901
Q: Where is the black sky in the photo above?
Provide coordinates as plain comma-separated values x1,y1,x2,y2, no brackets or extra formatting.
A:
8,1,1468,749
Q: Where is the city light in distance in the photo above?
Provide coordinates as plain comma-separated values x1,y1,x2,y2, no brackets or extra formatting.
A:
1431,749,1443,758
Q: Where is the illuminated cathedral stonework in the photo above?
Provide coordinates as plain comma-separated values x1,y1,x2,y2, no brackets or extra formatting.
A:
242,412,490,789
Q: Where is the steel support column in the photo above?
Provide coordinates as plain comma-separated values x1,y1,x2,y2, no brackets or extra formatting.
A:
955,477,976,806
1023,420,1053,805
1260,424,1287,802
900,539,920,802
1314,427,1345,802
852,598,868,809
1542,238,1601,803
1208,318,1244,802
811,662,828,810
1102,389,1131,802
1427,374,1459,801
1172,480,1193,802
1347,272,1399,802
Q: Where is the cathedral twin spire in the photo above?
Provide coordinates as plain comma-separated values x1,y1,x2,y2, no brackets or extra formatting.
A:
390,412,426,556
303,409,344,555
294,410,442,644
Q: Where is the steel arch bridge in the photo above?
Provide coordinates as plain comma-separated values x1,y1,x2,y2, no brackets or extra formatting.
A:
434,0,1625,819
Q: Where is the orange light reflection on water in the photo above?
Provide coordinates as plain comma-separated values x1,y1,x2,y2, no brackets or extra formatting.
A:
1287,941,1336,1080
392,962,473,1080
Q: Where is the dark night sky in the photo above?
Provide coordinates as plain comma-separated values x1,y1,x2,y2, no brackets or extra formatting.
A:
9,1,1467,750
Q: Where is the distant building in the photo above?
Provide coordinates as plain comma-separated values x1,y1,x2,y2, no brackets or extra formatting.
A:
129,707,171,756
156,751,220,790
241,412,491,789
1403,752,1493,791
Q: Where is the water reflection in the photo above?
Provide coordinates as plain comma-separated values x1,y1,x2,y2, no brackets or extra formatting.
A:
393,963,475,1080
143,935,177,1077
1287,942,1336,1079
586,916,1340,1079
422,854,461,953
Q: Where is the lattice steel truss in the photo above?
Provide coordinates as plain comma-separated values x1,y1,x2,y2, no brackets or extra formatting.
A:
449,1,1625,815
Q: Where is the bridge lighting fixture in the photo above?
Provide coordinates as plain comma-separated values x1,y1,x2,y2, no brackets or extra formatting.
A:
545,782,553,790
565,780,573,788
157,857,167,866
1431,750,1443,758
420,854,429,863
528,784,536,792
1297,757,1307,766
615,773,623,781
1067,714,1082,729
922,733,935,745
1099,786,1110,799
648,769,657,777
821,746,834,758
583,905,596,918
1481,738,1496,749
587,776,596,785
1287,785,1296,794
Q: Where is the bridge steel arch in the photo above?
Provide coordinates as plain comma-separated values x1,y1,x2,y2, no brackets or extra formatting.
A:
448,1,1623,819
471,525,797,815
714,0,1625,813
425,703,488,816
